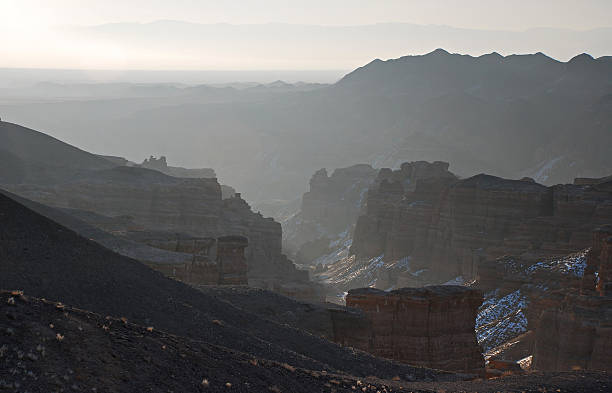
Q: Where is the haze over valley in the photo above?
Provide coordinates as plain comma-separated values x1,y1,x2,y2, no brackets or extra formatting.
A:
1,1,611,392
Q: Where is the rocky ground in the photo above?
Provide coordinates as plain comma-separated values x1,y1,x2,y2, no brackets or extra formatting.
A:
3,291,611,393
0,291,402,393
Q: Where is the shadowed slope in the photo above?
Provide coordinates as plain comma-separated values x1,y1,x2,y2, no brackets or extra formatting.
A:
0,121,115,185
0,191,453,381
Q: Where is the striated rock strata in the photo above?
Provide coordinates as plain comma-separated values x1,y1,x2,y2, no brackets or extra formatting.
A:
5,166,307,291
534,291,611,372
533,225,612,372
339,286,485,375
283,164,377,263
475,226,611,372
129,234,249,286
140,155,216,179
351,162,612,282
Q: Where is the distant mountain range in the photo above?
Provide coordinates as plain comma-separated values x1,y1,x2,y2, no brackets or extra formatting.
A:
1,49,610,205
330,49,612,185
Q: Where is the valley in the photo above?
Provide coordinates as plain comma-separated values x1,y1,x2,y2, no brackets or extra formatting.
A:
1,43,611,392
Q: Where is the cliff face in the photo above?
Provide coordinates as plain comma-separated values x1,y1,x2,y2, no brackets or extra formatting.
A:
475,226,612,372
140,155,216,179
283,164,378,263
534,292,612,372
533,226,612,372
351,164,612,282
583,225,612,296
6,166,306,287
350,161,457,264
301,165,377,233
339,286,484,375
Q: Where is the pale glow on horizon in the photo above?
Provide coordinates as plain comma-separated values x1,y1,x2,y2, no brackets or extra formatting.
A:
1,0,611,70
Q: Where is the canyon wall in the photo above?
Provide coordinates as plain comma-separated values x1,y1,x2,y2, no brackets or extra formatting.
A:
338,286,485,375
350,161,457,262
6,166,306,288
140,155,216,179
583,225,612,297
138,235,249,286
300,164,378,234
533,226,612,372
475,226,611,372
283,164,377,263
351,164,612,282
534,291,611,372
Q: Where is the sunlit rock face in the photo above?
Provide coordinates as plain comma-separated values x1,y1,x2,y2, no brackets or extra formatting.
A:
350,165,612,283
340,286,485,375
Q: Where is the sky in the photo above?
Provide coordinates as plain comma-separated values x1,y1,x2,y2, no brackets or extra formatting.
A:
1,1,611,71
3,0,612,30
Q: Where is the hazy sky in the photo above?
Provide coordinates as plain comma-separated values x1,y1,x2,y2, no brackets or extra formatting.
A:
1,1,611,71
3,0,612,30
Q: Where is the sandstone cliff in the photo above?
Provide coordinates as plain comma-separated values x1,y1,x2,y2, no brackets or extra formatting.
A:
475,226,611,372
140,155,216,179
534,291,611,372
283,164,377,263
339,286,485,375
533,225,612,372
5,166,307,289
351,165,612,283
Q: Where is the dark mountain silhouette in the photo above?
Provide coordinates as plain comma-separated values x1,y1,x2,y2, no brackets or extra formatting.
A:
1,50,610,205
0,121,116,184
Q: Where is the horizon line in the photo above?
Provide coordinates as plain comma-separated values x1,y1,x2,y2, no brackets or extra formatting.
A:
2,49,609,73
65,19,612,33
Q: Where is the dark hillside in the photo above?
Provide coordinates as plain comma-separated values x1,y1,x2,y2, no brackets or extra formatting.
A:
0,191,452,381
0,121,115,184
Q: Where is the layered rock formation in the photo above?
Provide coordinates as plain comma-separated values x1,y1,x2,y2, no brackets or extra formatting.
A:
351,163,612,282
125,234,249,286
216,235,249,285
301,165,378,234
140,155,236,198
534,291,611,372
583,225,612,296
339,286,485,375
475,226,611,372
140,155,216,179
350,161,457,262
283,164,377,263
1,190,464,387
4,185,611,391
5,162,309,296
0,122,312,296
7,169,304,284
533,226,612,372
